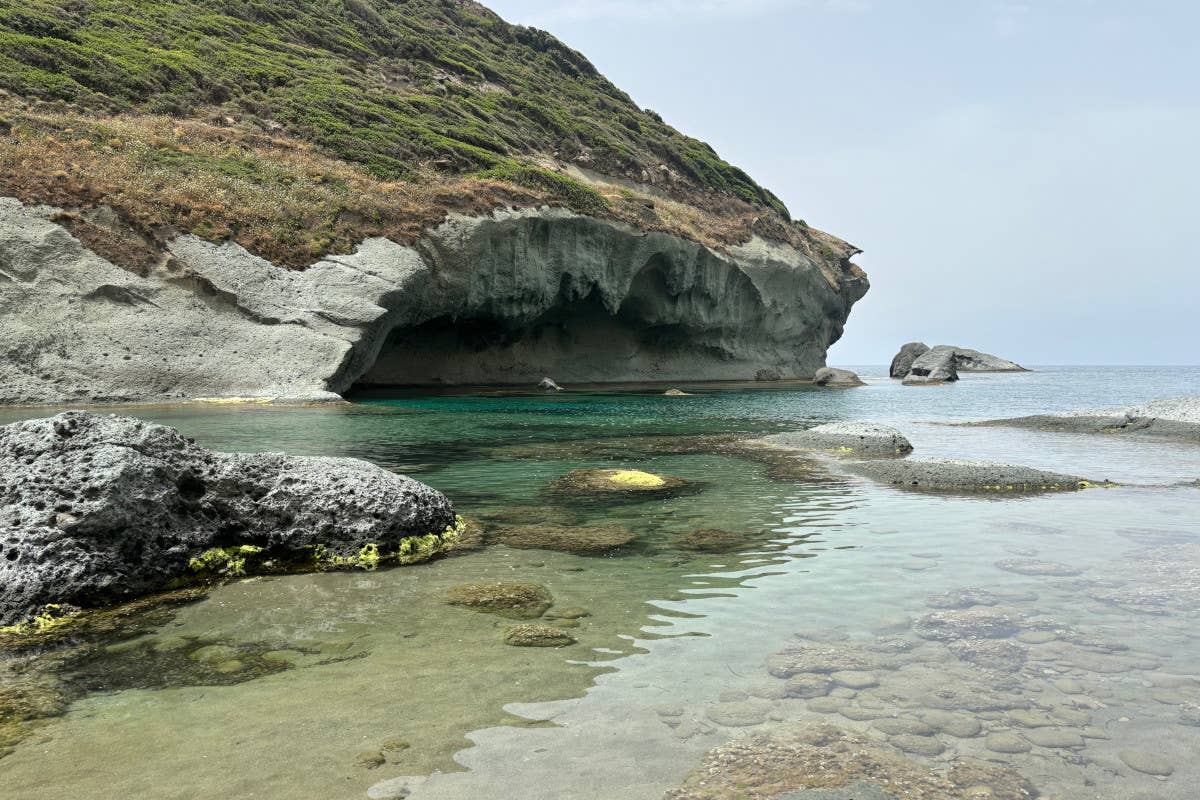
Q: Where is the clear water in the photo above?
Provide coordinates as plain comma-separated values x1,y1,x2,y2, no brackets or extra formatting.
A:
2,366,1199,800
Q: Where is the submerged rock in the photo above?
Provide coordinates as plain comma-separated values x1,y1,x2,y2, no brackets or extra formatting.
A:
812,367,864,387
665,724,1035,800
445,582,553,619
549,468,689,497
768,643,888,678
705,700,772,727
493,523,638,555
755,422,913,458
847,458,1092,494
0,412,456,627
674,529,748,553
995,558,1083,577
1119,748,1175,776
913,608,1022,641
502,624,577,648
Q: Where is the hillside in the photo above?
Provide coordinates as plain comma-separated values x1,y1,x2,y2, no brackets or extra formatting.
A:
0,0,850,269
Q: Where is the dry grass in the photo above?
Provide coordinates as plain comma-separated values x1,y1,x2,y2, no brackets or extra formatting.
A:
0,108,852,271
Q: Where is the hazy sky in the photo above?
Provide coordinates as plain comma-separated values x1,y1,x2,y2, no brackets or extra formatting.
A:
486,1,1198,365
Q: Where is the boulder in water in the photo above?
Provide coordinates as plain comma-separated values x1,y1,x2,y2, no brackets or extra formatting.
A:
502,624,577,648
0,412,456,627
549,468,689,497
896,344,1027,385
903,348,959,385
812,367,864,387
445,582,553,619
494,523,638,555
889,342,929,378
538,377,563,391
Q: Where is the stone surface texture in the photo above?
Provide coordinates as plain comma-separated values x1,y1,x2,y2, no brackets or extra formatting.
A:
976,396,1200,444
756,422,913,457
0,200,868,404
812,367,864,387
848,459,1089,493
0,412,455,625
892,343,1027,385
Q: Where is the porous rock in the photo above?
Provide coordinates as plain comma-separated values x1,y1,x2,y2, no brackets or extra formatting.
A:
0,412,455,626
502,624,576,648
445,582,553,619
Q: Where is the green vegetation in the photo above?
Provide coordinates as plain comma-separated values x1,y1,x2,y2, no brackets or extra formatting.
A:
187,545,265,577
0,0,788,216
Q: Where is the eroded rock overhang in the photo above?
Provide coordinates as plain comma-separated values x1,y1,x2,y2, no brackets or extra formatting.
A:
0,200,868,404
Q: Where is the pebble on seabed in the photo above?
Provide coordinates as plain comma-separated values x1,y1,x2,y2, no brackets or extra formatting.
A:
1119,749,1175,776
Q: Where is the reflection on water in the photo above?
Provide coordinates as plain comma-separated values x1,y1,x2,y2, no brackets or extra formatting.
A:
1,367,1199,799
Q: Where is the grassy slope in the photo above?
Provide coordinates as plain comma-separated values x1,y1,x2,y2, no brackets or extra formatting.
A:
0,0,854,270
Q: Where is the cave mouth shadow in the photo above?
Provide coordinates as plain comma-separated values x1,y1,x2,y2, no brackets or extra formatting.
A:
345,250,795,387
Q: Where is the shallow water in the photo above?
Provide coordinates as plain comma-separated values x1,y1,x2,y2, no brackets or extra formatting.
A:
2,366,1199,799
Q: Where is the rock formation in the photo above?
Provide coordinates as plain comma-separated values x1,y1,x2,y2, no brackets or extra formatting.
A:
847,459,1093,493
890,344,1028,385
0,412,456,626
0,201,867,403
755,422,913,457
889,342,929,378
903,348,960,385
812,367,864,387
974,397,1200,444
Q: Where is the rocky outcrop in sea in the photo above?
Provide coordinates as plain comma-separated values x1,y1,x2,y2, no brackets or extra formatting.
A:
890,343,1028,385
973,396,1200,444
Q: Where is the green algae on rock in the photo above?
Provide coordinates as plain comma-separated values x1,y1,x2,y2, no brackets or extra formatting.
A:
493,523,639,555
502,624,578,648
0,412,459,627
445,582,553,619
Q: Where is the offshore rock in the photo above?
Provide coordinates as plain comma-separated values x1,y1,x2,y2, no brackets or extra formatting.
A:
0,201,868,404
812,367,864,387
917,345,1027,372
889,342,929,378
0,412,455,626
899,344,1027,385
902,348,959,385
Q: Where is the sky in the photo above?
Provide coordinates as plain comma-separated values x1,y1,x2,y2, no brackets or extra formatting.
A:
485,0,1199,365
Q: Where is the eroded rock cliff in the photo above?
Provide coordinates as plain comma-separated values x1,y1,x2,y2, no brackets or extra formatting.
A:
0,200,867,403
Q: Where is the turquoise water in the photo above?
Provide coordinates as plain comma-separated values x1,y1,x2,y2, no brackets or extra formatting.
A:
2,367,1199,799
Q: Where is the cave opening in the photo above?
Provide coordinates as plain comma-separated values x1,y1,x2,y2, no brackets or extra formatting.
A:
348,253,778,388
